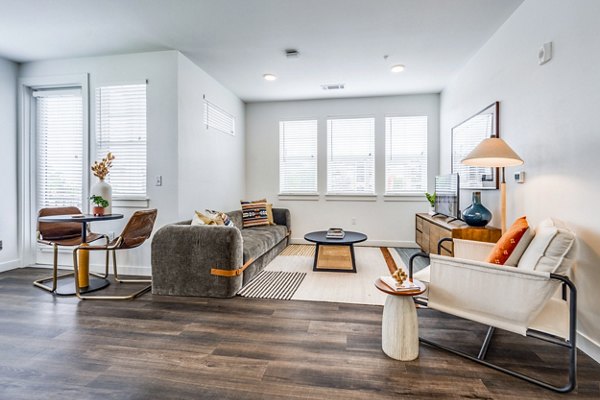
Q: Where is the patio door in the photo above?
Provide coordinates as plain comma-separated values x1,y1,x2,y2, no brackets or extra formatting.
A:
33,88,85,264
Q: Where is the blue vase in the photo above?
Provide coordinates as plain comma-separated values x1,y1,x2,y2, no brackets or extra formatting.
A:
462,192,492,227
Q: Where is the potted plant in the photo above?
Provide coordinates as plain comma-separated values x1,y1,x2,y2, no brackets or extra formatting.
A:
425,192,436,215
90,195,109,216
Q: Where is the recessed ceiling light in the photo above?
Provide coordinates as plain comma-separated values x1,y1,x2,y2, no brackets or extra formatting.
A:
263,73,277,81
390,64,406,73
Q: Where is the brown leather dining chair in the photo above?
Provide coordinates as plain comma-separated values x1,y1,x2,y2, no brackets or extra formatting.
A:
71,209,158,300
35,207,109,292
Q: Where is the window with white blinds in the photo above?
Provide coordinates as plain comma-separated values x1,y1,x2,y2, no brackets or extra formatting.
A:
204,99,235,135
35,89,84,210
385,116,428,194
452,113,494,189
327,117,375,194
96,83,147,199
279,120,318,194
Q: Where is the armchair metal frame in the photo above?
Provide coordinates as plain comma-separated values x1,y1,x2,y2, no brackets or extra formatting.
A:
34,206,110,293
71,209,157,300
72,237,151,300
409,239,577,394
33,233,111,293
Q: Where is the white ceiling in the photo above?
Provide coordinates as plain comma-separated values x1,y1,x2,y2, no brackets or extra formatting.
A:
0,0,523,102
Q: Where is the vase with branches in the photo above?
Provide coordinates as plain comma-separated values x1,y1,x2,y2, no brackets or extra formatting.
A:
90,152,115,214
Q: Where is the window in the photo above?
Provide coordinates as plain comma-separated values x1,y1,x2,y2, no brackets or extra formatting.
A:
279,120,318,194
327,117,375,194
96,83,147,199
35,88,84,209
204,99,235,135
385,116,428,194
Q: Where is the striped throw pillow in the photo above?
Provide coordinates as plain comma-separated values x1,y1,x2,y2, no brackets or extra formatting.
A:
241,199,270,228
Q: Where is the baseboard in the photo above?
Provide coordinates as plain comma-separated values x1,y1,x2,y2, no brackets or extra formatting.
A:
0,259,21,273
578,331,600,364
33,263,152,277
289,237,419,248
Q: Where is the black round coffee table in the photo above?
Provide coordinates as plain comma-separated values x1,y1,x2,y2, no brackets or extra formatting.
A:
304,231,367,273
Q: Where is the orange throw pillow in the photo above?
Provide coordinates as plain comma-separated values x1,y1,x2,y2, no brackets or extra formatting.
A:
485,217,530,265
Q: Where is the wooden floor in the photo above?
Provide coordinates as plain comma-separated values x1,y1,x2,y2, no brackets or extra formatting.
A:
1,268,599,400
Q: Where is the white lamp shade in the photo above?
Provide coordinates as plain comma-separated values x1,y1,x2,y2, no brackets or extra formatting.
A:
461,137,524,167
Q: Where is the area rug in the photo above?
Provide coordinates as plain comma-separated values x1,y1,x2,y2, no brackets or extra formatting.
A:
239,246,408,305
238,271,306,300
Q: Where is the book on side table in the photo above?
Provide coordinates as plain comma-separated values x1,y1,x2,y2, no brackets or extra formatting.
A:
326,227,345,239
380,276,419,292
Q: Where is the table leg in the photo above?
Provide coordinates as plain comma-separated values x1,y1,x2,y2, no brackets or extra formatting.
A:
78,222,89,288
78,243,90,288
382,295,419,361
350,244,357,273
312,243,320,271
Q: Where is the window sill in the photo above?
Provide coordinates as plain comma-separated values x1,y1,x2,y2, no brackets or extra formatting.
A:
112,198,150,208
278,193,320,201
383,194,428,202
325,193,377,202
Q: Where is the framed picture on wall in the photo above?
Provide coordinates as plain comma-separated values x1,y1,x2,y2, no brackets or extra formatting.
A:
451,102,499,190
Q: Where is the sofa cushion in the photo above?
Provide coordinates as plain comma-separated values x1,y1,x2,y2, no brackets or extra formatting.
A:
241,225,288,263
241,199,270,227
517,218,576,275
191,210,224,226
485,216,533,266
206,209,235,227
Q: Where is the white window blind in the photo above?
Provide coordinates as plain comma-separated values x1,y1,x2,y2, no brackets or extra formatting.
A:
327,117,375,194
35,89,84,210
96,83,147,199
385,116,428,194
204,99,235,135
452,114,494,188
279,120,318,194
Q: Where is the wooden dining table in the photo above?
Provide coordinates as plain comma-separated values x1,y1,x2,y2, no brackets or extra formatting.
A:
37,213,124,295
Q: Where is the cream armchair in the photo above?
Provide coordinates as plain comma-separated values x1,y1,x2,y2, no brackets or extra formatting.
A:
409,218,577,393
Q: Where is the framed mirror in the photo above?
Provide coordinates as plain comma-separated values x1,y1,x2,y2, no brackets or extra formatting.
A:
451,102,499,190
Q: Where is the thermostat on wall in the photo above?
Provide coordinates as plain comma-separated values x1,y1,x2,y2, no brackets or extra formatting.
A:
514,171,525,184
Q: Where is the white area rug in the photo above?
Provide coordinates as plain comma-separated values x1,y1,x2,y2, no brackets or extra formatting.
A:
259,246,407,306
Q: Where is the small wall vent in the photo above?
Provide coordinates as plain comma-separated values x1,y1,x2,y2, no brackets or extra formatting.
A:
321,83,345,91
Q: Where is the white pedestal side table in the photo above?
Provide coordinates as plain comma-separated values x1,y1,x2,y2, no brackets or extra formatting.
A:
375,278,427,361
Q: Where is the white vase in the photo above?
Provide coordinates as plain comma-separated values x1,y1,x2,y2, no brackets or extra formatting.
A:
91,179,112,214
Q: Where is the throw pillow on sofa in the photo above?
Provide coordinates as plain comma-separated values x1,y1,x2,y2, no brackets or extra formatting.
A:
241,199,270,228
191,210,225,226
485,216,534,266
206,209,235,227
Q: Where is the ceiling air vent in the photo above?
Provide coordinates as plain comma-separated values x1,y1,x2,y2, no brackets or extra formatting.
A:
285,49,300,58
321,83,345,91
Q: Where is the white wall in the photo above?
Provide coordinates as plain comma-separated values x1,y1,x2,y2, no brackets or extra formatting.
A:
19,51,180,274
0,57,19,272
440,0,600,360
18,50,246,275
177,53,245,218
245,94,439,246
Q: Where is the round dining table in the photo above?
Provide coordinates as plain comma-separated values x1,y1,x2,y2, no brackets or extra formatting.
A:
37,213,124,295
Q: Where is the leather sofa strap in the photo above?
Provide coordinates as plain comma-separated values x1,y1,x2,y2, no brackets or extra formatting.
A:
211,258,254,277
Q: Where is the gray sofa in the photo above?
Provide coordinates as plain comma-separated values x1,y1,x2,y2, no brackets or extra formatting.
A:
151,208,291,298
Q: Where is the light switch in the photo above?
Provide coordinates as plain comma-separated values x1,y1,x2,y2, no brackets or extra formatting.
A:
538,42,552,65
155,176,163,186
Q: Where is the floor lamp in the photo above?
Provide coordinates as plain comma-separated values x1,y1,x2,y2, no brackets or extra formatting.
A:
461,137,524,233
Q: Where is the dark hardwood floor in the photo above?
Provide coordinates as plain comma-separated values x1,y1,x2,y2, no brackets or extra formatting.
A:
1,267,599,399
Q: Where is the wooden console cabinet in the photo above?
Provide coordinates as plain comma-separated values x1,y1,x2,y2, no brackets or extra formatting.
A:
415,213,502,256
